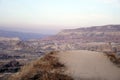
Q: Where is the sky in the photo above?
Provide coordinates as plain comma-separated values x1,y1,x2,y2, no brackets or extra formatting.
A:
0,0,120,34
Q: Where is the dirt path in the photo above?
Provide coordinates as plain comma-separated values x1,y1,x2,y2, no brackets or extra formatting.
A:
58,50,120,80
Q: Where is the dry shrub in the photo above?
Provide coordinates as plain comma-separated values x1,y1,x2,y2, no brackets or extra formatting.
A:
104,52,120,67
8,51,73,80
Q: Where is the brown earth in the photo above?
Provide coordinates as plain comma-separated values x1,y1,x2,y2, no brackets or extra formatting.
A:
58,50,120,80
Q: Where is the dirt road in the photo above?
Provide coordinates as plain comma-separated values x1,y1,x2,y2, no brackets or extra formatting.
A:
58,50,120,80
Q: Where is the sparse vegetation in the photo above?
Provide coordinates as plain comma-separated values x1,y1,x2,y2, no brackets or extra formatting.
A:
103,42,120,67
8,51,73,80
0,60,22,73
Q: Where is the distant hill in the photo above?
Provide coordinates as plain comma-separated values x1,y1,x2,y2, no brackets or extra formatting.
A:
58,24,120,43
58,24,120,35
1,24,119,51
42,24,120,43
0,29,50,40
33,24,120,51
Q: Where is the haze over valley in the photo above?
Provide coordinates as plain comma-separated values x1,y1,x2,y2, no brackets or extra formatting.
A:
0,0,120,80
0,24,120,80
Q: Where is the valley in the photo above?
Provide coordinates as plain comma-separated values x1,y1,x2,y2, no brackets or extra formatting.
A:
0,24,120,80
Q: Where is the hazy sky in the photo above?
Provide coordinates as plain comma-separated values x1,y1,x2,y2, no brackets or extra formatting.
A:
0,0,120,34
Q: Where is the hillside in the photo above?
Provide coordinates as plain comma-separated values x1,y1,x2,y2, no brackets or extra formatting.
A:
6,51,73,80
59,25,120,35
56,24,120,42
32,25,120,51
4,50,120,80
1,25,120,54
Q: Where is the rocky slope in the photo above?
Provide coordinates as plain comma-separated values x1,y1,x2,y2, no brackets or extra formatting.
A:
56,25,120,42
33,25,120,51
1,25,120,53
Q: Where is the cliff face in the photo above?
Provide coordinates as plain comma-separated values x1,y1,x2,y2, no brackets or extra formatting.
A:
59,25,120,35
56,25,120,43
35,25,120,51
